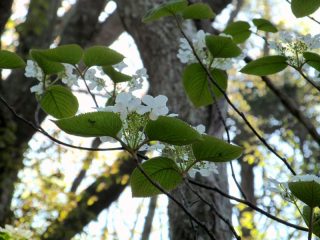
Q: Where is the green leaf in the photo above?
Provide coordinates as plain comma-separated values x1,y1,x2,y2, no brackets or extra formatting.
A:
0,50,25,69
40,85,79,119
211,68,228,98
183,63,212,107
205,35,241,58
142,0,188,23
54,111,122,137
240,55,288,76
181,3,215,20
303,52,320,71
130,157,182,197
145,116,202,145
102,66,132,83
40,44,83,65
192,135,243,162
252,18,277,33
30,50,65,74
302,206,320,238
0,232,10,240
289,181,320,208
291,0,320,18
223,21,251,43
182,64,227,107
83,46,124,67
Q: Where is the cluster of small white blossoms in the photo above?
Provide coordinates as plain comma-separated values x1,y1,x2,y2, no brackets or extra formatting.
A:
289,174,320,184
0,224,33,240
98,92,218,177
25,60,146,96
25,58,219,178
177,30,243,70
266,177,295,202
99,91,171,149
161,124,219,178
269,31,320,67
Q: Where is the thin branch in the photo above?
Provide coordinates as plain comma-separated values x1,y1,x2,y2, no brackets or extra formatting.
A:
185,180,241,240
0,94,123,152
243,56,320,146
285,0,320,25
308,207,314,240
295,67,320,93
74,66,99,108
208,74,247,200
188,179,308,232
230,161,247,200
133,153,216,240
174,16,296,175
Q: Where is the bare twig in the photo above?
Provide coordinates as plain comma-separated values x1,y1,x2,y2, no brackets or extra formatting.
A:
285,0,320,25
185,180,241,240
132,153,216,240
188,179,308,232
0,94,123,152
174,16,296,175
243,56,320,146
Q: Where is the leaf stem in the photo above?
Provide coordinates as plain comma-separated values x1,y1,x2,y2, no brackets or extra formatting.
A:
308,207,314,240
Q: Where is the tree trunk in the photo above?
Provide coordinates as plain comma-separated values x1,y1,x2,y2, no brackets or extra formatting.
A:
116,1,232,239
0,0,61,225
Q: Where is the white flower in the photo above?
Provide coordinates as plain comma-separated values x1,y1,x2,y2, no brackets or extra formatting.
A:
62,64,79,87
112,92,142,120
25,60,43,80
113,61,128,72
270,31,320,67
100,136,117,143
279,31,294,42
137,95,169,120
177,31,206,64
133,68,148,81
211,58,233,70
290,174,320,184
189,162,219,178
30,82,44,95
140,142,165,152
168,113,179,117
194,124,206,134
85,69,105,91
0,224,33,240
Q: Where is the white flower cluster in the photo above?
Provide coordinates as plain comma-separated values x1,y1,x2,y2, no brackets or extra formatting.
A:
189,161,219,178
25,60,45,94
269,31,320,67
99,91,170,149
62,64,79,87
266,177,294,202
289,174,320,184
99,92,218,177
177,30,241,70
25,58,148,97
25,56,219,179
103,92,169,121
25,60,79,95
161,124,219,178
0,224,33,240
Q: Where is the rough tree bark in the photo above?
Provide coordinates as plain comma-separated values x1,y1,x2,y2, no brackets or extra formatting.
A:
116,1,233,239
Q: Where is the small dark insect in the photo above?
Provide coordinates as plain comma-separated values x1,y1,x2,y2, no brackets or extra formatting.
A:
88,119,96,126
